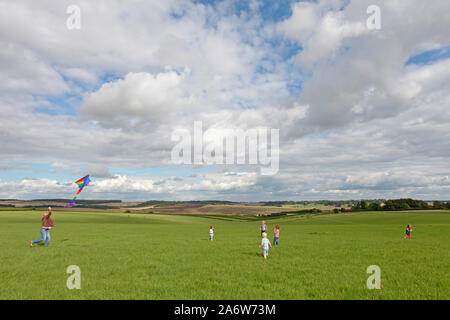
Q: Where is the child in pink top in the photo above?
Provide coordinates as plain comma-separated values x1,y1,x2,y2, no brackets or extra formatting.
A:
273,224,280,246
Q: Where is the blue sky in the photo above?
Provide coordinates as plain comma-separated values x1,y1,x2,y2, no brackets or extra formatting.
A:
1,0,450,201
406,45,450,66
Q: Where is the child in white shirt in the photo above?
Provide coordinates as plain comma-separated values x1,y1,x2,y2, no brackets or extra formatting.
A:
209,226,214,241
259,232,272,259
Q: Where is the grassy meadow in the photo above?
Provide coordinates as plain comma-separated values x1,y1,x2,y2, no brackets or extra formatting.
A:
0,209,448,299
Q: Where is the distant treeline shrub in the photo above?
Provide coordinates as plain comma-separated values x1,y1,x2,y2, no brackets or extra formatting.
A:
0,204,15,208
351,198,450,211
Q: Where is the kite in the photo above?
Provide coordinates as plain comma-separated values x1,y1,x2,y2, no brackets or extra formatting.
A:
65,175,91,208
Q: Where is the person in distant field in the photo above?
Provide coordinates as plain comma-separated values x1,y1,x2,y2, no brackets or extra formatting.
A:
259,232,272,259
30,207,55,247
404,224,413,239
273,224,280,246
260,220,267,236
209,226,214,241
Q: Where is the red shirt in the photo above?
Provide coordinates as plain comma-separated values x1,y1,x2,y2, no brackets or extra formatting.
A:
41,212,55,229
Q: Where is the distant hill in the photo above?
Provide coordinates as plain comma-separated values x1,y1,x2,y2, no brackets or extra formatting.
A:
1,198,448,214
28,199,122,204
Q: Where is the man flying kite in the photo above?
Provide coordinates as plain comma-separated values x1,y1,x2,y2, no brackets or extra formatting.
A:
65,175,91,208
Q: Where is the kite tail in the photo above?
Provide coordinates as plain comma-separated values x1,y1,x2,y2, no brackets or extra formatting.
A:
65,187,84,208
64,201,75,208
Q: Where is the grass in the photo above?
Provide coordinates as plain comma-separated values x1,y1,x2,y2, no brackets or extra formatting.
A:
0,210,448,299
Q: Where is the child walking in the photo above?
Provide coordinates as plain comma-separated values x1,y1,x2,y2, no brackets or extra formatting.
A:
209,226,214,241
259,232,272,259
260,220,267,236
273,224,280,246
30,207,55,247
404,224,413,239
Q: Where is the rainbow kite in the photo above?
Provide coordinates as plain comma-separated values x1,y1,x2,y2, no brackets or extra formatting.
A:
65,175,91,208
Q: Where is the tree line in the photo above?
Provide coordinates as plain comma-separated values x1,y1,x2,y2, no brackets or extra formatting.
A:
350,198,450,211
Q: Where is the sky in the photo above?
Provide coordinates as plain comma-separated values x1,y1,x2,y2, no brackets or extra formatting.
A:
0,0,449,201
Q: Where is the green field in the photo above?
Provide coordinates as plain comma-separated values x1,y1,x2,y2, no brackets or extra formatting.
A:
0,210,449,299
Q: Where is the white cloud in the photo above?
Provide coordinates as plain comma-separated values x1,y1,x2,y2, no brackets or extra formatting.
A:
0,0,449,200
0,164,30,171
80,70,197,129
0,171,259,200
60,68,98,85
85,164,111,178
278,1,318,40
296,11,367,67
0,42,68,96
